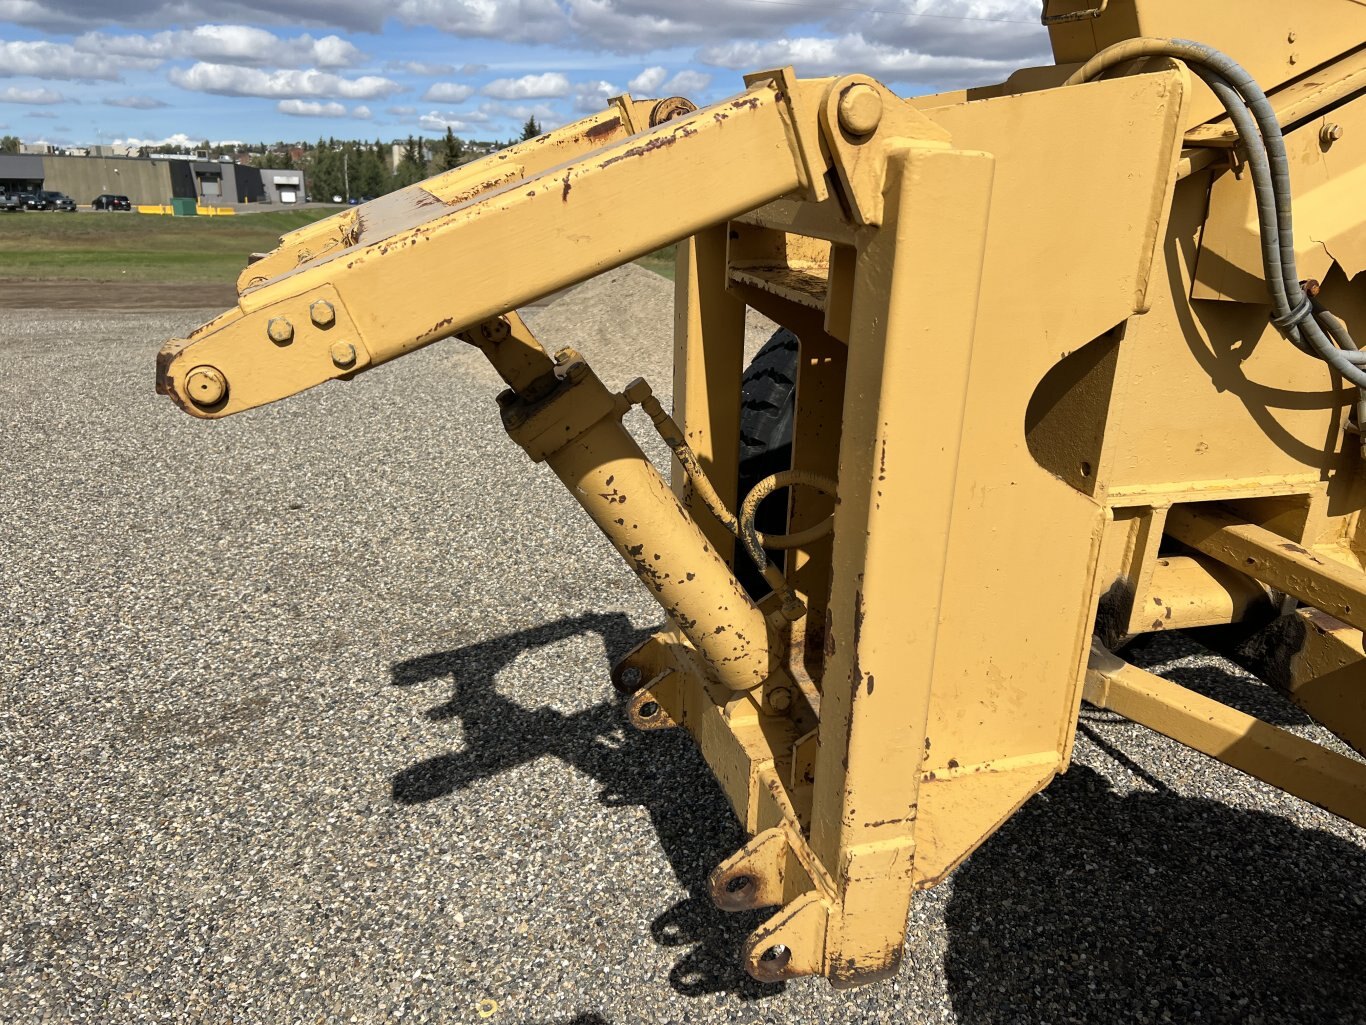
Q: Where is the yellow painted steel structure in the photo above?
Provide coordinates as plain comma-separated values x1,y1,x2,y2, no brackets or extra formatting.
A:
156,0,1366,988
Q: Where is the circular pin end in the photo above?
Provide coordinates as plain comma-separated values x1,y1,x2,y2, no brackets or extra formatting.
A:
185,365,228,409
837,83,882,137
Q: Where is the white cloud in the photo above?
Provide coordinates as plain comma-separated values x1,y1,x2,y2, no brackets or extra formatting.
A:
422,82,474,102
76,26,367,69
418,111,477,132
627,66,666,94
352,104,372,119
388,60,455,76
169,63,403,100
392,0,568,44
112,132,244,149
699,32,1031,87
481,72,571,100
103,95,169,109
0,85,65,104
0,40,151,82
278,99,347,117
459,63,487,75
572,79,617,113
663,69,710,95
478,100,550,121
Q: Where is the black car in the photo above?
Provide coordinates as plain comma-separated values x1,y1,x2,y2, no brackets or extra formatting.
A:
18,191,48,210
0,193,22,212
41,191,77,212
92,193,132,211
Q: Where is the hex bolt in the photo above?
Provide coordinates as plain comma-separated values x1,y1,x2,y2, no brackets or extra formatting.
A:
1321,123,1344,146
310,299,336,329
266,317,294,345
838,83,883,137
767,686,793,712
330,341,357,368
185,365,227,408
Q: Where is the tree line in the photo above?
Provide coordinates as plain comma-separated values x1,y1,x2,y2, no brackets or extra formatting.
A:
295,118,541,200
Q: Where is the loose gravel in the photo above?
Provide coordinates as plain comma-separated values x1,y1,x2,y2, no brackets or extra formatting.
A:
3,269,1365,1024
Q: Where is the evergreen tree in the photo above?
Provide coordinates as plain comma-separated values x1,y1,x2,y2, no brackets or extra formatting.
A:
0,135,19,154
394,135,427,188
356,144,385,197
520,116,541,141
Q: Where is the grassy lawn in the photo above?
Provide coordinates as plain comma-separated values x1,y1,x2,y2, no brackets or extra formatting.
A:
635,244,677,281
0,209,680,286
0,209,336,284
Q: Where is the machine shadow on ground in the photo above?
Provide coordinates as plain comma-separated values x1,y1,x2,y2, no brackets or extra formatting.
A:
389,612,784,1001
944,760,1366,1025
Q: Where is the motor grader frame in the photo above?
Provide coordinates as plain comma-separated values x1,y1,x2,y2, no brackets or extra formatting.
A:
157,0,1366,989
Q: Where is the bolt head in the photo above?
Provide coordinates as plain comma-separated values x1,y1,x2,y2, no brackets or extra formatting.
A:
266,317,294,345
310,299,336,328
185,365,227,408
838,83,883,137
767,686,793,712
1321,123,1344,145
330,341,357,368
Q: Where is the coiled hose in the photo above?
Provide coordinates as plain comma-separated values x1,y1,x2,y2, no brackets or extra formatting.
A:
1065,39,1366,449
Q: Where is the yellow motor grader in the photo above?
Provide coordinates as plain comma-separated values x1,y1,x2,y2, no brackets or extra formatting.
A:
157,0,1366,988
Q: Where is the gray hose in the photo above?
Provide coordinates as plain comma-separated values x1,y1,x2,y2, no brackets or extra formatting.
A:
1067,38,1366,444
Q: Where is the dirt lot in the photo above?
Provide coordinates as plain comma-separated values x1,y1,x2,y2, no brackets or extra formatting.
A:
0,280,240,310
3,272,1365,1024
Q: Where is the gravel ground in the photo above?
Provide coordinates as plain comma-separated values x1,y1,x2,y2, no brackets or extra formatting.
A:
3,268,1365,1024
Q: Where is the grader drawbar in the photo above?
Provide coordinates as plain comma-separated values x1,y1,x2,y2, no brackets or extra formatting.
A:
157,0,1366,987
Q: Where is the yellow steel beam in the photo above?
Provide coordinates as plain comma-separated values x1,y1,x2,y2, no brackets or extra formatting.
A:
1085,644,1366,826
158,82,812,419
1230,607,1366,758
1165,504,1366,633
240,98,663,291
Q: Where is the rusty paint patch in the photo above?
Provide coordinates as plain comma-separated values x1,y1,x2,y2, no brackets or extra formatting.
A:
585,116,621,139
562,173,572,202
598,133,681,169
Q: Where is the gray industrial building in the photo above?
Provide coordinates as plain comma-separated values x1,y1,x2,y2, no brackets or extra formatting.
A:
0,153,44,196
0,152,301,208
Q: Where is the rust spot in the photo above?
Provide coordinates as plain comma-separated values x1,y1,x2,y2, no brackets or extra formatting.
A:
598,133,681,169
947,758,959,770
1151,618,1164,630
1153,597,1164,606
562,173,572,202
924,736,931,751
866,674,875,695
605,475,614,486
585,116,621,139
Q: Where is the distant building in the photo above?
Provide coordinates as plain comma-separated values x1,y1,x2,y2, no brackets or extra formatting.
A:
0,153,44,195
7,152,308,207
259,168,303,204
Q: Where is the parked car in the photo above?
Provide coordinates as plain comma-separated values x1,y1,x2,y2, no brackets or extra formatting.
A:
92,194,132,211
22,191,52,210
0,193,22,212
42,191,77,212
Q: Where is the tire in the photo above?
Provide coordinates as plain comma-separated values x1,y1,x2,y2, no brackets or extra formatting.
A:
735,328,799,599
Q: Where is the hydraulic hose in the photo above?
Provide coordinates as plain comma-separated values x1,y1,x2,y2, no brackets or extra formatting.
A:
1067,39,1366,449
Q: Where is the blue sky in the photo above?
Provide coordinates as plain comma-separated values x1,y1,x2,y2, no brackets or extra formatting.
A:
0,1,1052,149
